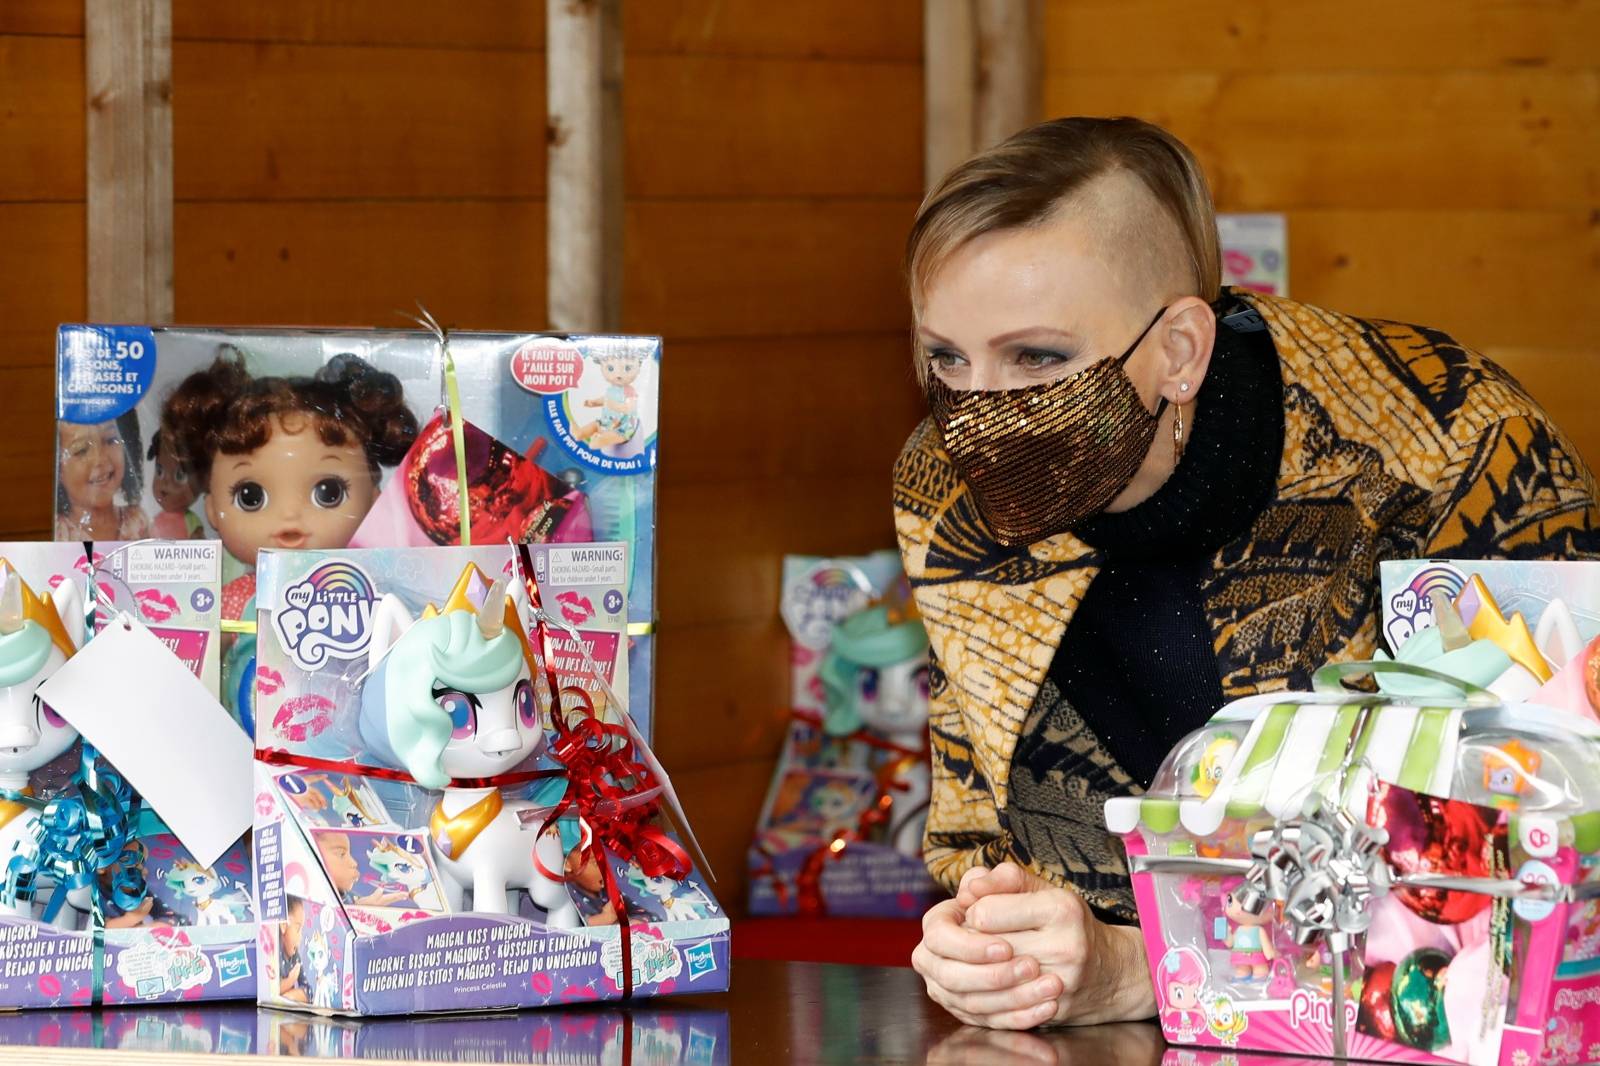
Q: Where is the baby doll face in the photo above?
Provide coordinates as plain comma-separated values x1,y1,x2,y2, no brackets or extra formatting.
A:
151,435,198,515
317,833,361,895
598,356,643,386
204,415,377,566
58,422,127,512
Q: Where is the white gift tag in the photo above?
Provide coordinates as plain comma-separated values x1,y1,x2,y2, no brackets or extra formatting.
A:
35,612,252,868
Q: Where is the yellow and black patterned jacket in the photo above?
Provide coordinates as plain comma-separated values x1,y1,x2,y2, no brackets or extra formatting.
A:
892,291,1600,916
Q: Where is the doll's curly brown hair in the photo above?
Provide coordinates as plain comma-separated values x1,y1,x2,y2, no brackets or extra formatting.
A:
160,346,419,490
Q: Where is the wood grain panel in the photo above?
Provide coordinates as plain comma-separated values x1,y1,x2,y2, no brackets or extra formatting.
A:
0,201,84,356
171,42,547,202
1283,209,1600,350
173,200,547,329
625,55,922,199
656,474,901,630
1046,0,1600,73
1045,69,1600,210
0,363,60,540
0,2,80,37
171,1,543,50
164,0,921,60
625,199,916,339
171,46,919,202
0,35,84,202
1482,347,1600,471
651,620,792,772
660,335,923,486
663,757,778,915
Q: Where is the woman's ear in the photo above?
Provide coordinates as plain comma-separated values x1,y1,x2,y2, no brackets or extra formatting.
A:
1156,297,1217,407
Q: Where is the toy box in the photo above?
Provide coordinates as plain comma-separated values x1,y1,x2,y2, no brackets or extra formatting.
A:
252,545,727,1016
0,541,257,1007
0,1005,257,1055
1107,677,1600,1065
750,565,941,917
54,325,660,737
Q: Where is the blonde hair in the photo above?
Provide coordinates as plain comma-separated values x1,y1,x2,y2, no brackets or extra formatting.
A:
907,117,1222,377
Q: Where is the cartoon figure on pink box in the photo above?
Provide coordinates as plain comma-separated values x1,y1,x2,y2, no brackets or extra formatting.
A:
356,564,579,925
158,349,420,737
0,563,86,925
1220,877,1277,982
818,599,931,856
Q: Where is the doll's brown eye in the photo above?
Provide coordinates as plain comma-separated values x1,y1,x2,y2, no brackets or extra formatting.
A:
312,478,348,509
234,482,267,512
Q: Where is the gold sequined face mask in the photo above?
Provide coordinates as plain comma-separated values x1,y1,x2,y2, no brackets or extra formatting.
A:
925,310,1166,546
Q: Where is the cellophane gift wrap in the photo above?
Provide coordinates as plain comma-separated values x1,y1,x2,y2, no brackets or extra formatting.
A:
251,544,727,1016
1108,675,1600,1065
0,541,256,1008
54,325,659,738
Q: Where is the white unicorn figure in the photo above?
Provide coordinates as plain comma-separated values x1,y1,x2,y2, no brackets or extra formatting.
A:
0,565,85,926
356,564,578,925
303,928,339,1009
624,867,719,922
161,859,250,926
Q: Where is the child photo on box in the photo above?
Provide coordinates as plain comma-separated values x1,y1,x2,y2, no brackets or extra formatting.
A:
55,413,151,541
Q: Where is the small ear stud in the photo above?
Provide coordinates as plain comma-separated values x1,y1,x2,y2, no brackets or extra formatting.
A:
1179,382,1191,393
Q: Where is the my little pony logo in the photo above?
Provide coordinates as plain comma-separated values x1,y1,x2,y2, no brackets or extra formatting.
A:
1289,988,1357,1032
1385,563,1467,650
601,929,682,988
272,562,377,671
782,564,872,649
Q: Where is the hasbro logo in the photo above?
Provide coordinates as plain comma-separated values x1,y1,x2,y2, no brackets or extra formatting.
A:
684,941,717,981
217,945,252,987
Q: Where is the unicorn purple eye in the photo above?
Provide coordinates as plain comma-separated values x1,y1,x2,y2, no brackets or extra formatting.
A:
33,696,66,731
857,668,880,703
515,680,537,728
434,687,477,740
914,666,931,700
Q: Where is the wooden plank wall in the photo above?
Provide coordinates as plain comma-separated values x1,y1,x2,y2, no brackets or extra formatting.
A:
1045,0,1600,468
1,2,925,910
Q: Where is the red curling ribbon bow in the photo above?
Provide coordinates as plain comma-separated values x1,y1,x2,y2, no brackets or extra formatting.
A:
514,543,691,999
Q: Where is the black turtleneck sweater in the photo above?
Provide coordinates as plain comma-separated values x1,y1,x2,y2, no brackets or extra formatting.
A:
1043,303,1285,789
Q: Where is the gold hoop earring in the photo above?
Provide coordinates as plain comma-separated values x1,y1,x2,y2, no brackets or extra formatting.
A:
1173,405,1186,465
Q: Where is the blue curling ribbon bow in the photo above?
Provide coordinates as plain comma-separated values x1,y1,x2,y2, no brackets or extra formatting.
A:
0,743,147,1003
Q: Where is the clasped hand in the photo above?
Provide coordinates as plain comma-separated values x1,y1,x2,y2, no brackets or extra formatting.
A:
911,862,1155,1029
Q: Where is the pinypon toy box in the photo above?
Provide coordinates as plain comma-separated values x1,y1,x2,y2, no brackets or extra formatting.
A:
750,575,941,918
0,541,258,1008
53,325,660,738
251,545,727,1016
1107,674,1600,1065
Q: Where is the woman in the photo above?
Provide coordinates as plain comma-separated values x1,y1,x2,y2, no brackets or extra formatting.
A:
899,117,1600,1029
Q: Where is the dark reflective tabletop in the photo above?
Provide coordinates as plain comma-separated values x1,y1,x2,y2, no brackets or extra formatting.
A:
0,959,1333,1064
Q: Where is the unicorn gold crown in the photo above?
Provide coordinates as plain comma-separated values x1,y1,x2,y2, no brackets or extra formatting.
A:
419,563,534,669
0,560,77,661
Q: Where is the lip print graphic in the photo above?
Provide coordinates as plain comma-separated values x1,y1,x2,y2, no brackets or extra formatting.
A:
136,589,179,622
273,694,335,742
557,591,594,625
257,666,285,698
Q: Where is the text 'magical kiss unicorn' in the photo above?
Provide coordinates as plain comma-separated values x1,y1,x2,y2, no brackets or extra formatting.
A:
0,563,85,924
357,564,579,925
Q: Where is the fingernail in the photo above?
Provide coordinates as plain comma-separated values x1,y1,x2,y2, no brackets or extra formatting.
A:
986,943,1008,962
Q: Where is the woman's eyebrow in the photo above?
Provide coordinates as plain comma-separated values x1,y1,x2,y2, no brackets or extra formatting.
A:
988,327,1078,347
916,327,959,348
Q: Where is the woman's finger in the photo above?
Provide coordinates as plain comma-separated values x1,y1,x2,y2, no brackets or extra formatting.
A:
925,953,1041,994
924,904,1015,963
965,884,1085,936
938,974,1063,1018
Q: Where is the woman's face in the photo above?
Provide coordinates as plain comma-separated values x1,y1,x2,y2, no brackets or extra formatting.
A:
204,415,378,567
916,208,1168,398
58,422,127,513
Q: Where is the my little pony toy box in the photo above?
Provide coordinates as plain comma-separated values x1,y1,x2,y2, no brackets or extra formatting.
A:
0,541,258,1009
1108,679,1600,1065
251,545,728,1016
54,324,661,738
748,561,941,918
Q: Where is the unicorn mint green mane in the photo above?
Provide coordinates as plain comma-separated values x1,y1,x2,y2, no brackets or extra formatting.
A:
818,603,930,742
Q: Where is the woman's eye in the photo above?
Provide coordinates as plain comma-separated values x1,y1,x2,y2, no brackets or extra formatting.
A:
312,478,348,509
1017,348,1069,370
926,349,964,372
234,482,267,512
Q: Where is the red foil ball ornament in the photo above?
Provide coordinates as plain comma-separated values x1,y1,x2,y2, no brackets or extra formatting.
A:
1372,783,1500,924
1357,962,1398,1042
404,417,570,545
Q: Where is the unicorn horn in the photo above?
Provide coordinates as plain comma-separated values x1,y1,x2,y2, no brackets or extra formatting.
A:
477,578,508,639
1429,589,1471,652
0,575,22,635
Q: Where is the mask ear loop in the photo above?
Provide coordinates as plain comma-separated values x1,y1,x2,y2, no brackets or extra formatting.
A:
1117,307,1170,419
403,304,473,546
